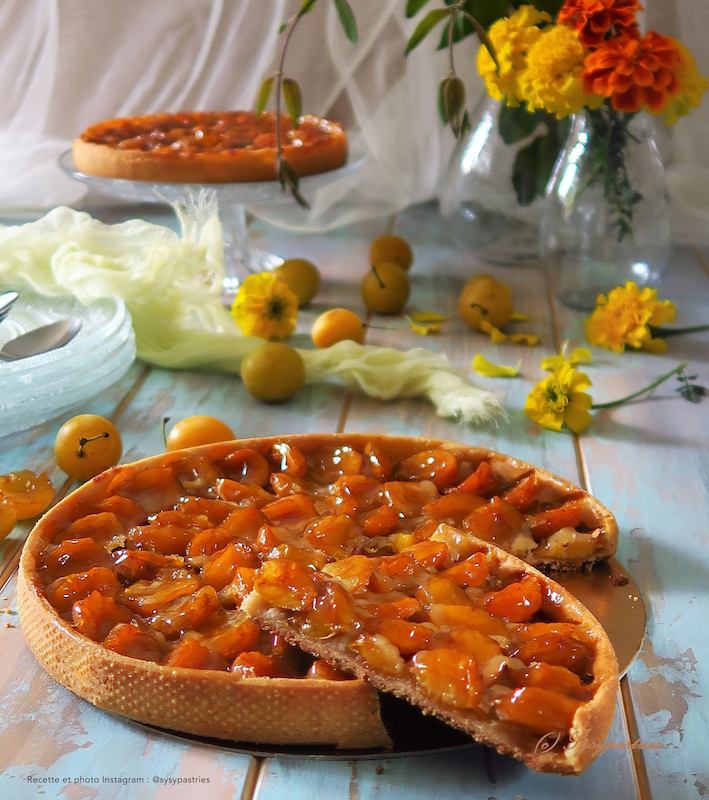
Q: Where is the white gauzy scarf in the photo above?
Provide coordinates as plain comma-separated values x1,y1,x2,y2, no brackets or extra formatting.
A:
0,201,503,426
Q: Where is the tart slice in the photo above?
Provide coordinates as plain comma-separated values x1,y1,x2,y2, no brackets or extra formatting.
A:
243,526,619,774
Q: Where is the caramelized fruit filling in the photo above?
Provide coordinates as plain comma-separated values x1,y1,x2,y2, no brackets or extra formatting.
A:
81,112,339,157
36,439,609,696
250,545,598,744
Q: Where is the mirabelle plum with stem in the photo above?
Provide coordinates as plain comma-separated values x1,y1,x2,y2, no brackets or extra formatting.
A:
361,262,410,314
0,492,18,540
54,414,122,481
0,470,54,519
311,308,366,348
369,234,413,271
459,276,513,330
240,342,305,402
165,416,235,451
274,259,321,307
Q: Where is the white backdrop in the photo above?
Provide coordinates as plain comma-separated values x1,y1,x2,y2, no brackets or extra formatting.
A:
0,0,706,240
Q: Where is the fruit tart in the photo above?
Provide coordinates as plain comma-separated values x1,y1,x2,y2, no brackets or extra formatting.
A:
18,434,618,759
72,111,347,184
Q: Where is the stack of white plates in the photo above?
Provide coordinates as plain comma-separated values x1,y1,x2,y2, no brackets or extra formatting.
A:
0,290,136,434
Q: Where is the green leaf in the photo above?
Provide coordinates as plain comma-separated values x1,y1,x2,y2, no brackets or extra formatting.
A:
333,0,357,44
299,0,318,14
406,0,431,18
437,79,448,126
256,77,274,115
278,22,287,34
282,78,302,127
460,109,471,135
278,158,310,210
498,104,541,145
465,14,499,71
511,131,562,206
437,0,508,47
437,10,469,49
444,76,466,137
405,8,452,56
511,0,564,14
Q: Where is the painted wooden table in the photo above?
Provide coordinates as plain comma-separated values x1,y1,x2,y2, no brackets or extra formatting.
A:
1,199,707,800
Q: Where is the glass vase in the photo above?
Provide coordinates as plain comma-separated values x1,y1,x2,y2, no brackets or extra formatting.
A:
540,107,671,310
439,95,565,267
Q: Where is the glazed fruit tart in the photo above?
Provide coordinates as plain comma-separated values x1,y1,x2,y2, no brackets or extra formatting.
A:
18,434,618,765
72,111,347,183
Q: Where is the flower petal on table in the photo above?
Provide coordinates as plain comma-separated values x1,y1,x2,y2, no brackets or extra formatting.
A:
472,354,521,377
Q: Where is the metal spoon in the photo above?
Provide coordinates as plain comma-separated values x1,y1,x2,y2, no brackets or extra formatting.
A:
0,317,82,361
0,291,18,324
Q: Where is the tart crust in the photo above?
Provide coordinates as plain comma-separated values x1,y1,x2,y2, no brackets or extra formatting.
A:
72,111,347,183
18,433,618,755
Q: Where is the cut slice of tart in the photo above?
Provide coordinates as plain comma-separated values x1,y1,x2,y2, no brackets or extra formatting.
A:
18,433,618,754
243,526,619,774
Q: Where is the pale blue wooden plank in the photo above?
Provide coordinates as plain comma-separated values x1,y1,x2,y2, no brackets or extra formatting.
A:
255,695,634,800
564,246,709,798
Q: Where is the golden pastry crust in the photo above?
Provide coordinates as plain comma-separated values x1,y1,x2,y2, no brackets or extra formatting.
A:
18,433,618,756
72,111,347,183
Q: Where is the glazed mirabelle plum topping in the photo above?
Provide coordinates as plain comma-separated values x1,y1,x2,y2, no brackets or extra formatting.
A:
0,470,54,521
33,435,615,688
244,536,602,747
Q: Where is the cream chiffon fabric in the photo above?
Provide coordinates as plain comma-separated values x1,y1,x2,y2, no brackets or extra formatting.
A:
0,0,706,239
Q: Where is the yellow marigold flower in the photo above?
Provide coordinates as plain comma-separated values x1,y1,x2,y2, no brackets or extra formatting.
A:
525,360,593,433
519,23,604,118
477,5,551,106
662,40,708,125
231,272,298,341
584,281,675,353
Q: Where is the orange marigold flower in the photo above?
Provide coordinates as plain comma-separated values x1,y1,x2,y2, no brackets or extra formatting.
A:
558,0,641,47
582,32,683,113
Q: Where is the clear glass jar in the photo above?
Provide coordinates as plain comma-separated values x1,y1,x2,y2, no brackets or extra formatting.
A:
439,95,557,267
540,107,671,310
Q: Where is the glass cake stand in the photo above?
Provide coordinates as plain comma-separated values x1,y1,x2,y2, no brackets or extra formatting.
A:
59,146,367,298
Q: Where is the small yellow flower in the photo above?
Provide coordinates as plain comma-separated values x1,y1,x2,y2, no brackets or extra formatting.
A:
525,361,593,433
585,282,675,353
518,23,604,118
477,5,551,106
662,40,708,125
231,272,298,341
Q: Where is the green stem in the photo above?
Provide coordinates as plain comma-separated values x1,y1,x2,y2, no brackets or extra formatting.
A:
591,362,688,410
650,324,709,338
274,9,303,181
447,8,457,73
